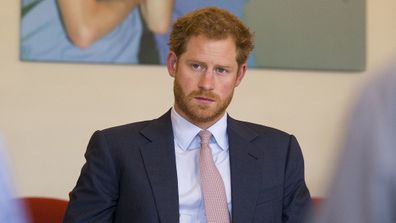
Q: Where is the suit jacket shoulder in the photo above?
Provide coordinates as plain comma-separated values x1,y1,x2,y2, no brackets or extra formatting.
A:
97,110,173,146
64,111,178,223
227,116,311,223
227,116,296,157
228,117,291,138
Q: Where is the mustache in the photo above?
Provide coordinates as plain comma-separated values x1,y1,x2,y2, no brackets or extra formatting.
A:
189,91,220,100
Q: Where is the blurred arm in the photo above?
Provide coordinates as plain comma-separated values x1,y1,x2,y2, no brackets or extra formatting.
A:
58,0,139,48
139,0,174,34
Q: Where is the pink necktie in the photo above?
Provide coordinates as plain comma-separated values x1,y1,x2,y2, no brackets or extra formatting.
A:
199,130,230,223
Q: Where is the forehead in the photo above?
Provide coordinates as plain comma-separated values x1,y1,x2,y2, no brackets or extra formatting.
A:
180,35,238,66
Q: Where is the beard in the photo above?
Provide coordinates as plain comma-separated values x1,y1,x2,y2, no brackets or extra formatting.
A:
173,78,234,125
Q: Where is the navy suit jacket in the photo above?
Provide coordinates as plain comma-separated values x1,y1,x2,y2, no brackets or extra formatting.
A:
64,111,311,223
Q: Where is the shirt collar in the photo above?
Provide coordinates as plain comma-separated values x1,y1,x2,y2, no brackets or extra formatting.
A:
171,107,229,151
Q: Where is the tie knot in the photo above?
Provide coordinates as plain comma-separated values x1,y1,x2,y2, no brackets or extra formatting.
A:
199,130,212,144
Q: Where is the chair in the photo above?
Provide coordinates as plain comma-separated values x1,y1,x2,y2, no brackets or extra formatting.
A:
22,197,68,223
312,197,324,210
21,196,321,222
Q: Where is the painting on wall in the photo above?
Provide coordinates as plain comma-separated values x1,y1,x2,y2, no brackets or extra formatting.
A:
20,0,366,71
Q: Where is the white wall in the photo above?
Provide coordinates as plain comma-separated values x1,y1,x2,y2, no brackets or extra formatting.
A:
1,0,396,199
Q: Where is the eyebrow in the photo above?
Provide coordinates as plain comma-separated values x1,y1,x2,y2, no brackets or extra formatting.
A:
186,59,232,69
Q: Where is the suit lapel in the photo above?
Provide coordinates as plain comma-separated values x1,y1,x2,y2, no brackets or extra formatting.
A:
139,111,179,223
228,117,263,223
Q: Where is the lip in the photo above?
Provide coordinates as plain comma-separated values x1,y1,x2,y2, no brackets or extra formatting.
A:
194,96,215,104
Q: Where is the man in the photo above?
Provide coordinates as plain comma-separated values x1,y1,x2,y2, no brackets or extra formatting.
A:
64,7,311,223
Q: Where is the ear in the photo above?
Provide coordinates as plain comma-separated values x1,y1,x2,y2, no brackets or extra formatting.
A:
167,51,178,77
234,63,247,87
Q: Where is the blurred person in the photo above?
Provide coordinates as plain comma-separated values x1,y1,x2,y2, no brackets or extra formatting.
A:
314,60,396,223
21,0,173,64
0,137,29,223
64,7,311,222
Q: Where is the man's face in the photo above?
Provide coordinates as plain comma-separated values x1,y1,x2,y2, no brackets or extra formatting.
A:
167,35,247,129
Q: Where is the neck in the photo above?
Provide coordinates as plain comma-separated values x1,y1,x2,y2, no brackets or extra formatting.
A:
173,106,225,130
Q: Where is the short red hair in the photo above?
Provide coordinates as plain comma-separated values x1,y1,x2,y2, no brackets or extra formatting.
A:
169,7,254,66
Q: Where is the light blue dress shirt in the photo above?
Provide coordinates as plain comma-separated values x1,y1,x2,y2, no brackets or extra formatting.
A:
170,108,231,223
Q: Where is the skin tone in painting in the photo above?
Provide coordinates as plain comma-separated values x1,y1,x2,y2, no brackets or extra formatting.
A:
58,0,174,48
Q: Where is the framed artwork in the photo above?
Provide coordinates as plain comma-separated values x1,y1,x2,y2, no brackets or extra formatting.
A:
244,0,366,71
20,0,366,71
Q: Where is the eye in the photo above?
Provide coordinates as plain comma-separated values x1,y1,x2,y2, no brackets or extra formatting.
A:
215,67,228,75
191,63,204,72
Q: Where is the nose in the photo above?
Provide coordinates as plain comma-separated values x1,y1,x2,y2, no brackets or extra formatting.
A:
198,70,215,91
